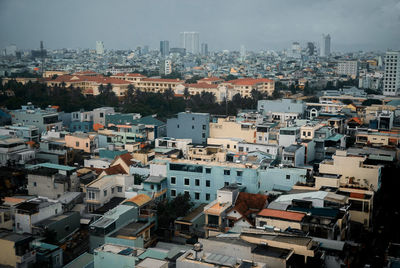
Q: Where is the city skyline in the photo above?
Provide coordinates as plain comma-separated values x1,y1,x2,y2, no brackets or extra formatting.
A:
1,0,400,52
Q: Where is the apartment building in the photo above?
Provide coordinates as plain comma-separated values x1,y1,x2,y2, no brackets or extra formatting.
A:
224,78,275,97
319,150,382,191
0,230,36,268
65,132,97,153
167,111,210,144
0,135,35,166
10,103,62,133
210,117,257,143
0,124,39,143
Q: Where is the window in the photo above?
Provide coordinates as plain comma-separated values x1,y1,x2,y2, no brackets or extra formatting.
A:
100,112,104,118
192,125,194,129
206,180,210,187
33,182,37,187
151,185,154,190
117,186,122,192
206,193,210,201
86,143,89,148
170,176,176,184
224,169,230,175
202,125,206,130
205,168,211,174
177,124,180,128
192,117,195,120
308,132,311,136
195,179,200,186
184,191,190,197
237,171,243,176
227,144,230,149
104,190,107,196
76,141,79,147
111,187,115,194
224,182,229,186
286,175,290,180
171,189,176,197
195,192,200,200
184,178,190,186
303,131,306,136
55,209,58,214
202,133,206,138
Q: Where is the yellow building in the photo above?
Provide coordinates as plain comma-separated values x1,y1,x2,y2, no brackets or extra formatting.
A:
210,117,257,143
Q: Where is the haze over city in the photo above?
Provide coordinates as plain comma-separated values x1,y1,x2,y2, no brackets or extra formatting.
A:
1,0,400,51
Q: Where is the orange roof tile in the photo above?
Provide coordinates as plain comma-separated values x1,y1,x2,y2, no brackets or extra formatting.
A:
103,164,127,175
123,194,152,207
227,78,274,86
258,208,305,222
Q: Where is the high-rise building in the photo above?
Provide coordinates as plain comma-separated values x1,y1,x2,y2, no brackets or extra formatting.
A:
96,41,104,55
5,44,17,56
160,40,170,57
306,42,315,56
383,51,400,96
201,43,208,56
320,34,331,57
337,60,359,78
180,32,200,54
240,45,246,61
160,59,172,75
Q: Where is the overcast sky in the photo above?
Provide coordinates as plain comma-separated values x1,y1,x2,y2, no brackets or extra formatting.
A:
1,0,399,52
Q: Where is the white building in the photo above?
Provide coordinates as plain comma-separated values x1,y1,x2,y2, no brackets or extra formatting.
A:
383,51,400,96
5,44,17,56
15,197,62,233
320,34,331,57
96,41,104,55
337,60,359,78
180,32,200,54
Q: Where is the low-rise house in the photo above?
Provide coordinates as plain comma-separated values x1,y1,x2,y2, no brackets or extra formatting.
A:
31,241,63,268
65,132,97,154
27,163,79,199
85,174,134,212
37,130,67,164
0,230,36,268
15,197,63,234
319,150,382,191
175,203,207,239
187,144,226,162
0,124,39,143
0,135,35,166
282,144,305,167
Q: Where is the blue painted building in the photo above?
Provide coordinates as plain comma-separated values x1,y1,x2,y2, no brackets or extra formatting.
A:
167,111,210,144
69,121,93,132
162,159,309,205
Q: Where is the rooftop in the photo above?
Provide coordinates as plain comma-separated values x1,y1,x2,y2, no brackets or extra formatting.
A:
257,208,305,222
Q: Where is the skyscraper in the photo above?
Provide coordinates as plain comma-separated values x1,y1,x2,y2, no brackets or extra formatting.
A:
201,43,208,56
320,34,331,57
383,51,400,96
96,41,104,55
306,42,315,56
180,32,200,54
240,45,246,61
160,40,170,57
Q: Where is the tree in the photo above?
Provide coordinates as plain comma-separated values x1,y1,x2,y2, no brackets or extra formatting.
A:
183,88,190,100
156,193,193,230
342,99,353,105
362,99,382,106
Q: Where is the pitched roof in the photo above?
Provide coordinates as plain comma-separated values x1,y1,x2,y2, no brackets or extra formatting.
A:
185,83,219,89
123,194,152,207
231,192,268,225
103,164,127,176
227,78,274,86
116,153,134,167
258,208,305,222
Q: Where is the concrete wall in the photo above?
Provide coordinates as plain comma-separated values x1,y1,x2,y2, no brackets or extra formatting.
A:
167,112,210,144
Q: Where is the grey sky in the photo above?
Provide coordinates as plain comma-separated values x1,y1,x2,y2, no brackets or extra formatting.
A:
1,0,399,52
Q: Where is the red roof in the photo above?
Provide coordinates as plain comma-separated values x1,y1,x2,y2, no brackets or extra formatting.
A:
142,78,182,83
198,77,222,82
350,192,365,199
185,83,218,89
116,153,135,167
48,74,131,85
231,192,268,225
227,78,274,86
258,208,305,222
103,164,127,176
348,117,362,125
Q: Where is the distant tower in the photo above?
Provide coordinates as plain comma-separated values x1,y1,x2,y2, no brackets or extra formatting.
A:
240,45,246,61
306,42,315,56
320,34,331,57
160,40,170,57
180,32,200,54
160,59,172,75
40,41,45,74
96,41,104,55
201,43,208,56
